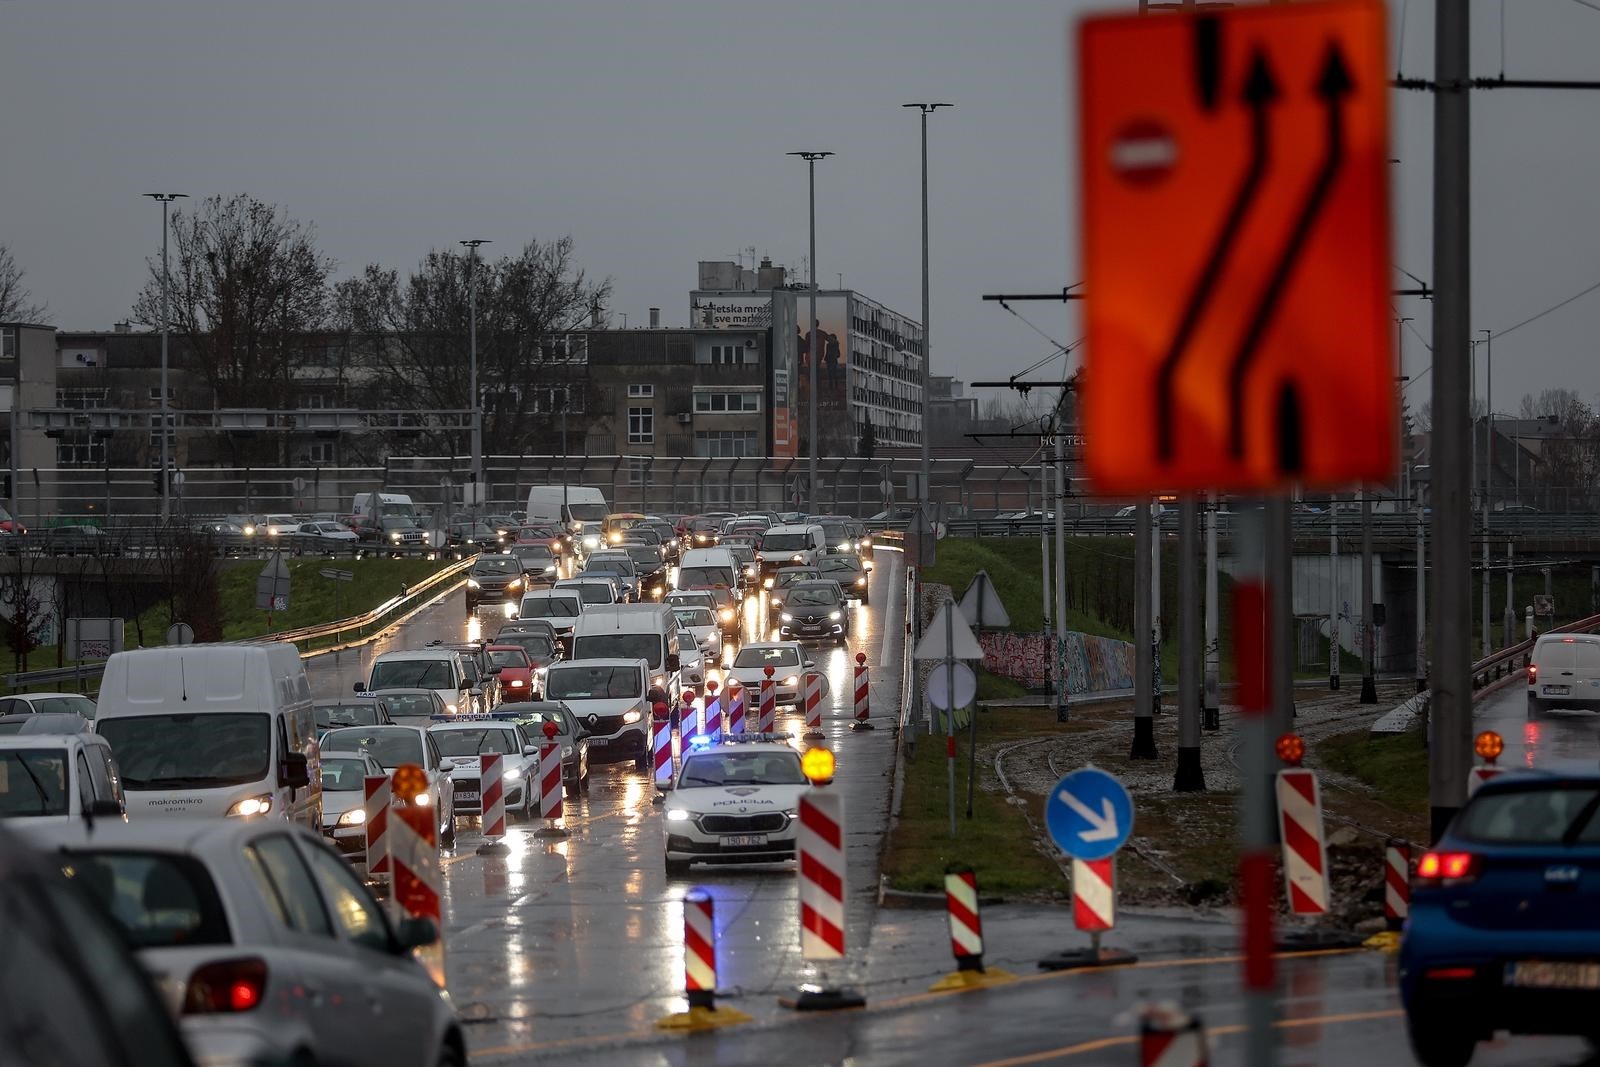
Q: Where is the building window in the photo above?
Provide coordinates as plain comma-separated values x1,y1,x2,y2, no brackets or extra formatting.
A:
56,440,106,467
533,385,585,414
57,388,109,410
147,387,176,403
1,328,15,361
305,442,335,464
694,429,758,458
693,391,761,414
628,406,654,444
699,343,756,366
148,413,175,448
628,384,654,398
297,392,328,409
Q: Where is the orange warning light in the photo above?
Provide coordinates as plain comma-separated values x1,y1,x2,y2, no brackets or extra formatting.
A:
802,747,836,785
392,763,429,803
1475,730,1504,763
1275,733,1306,766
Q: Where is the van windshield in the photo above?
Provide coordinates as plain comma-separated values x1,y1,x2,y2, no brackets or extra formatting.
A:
760,533,811,552
0,750,70,816
369,658,456,690
679,567,731,588
565,503,606,522
546,665,643,700
97,713,272,790
572,634,662,668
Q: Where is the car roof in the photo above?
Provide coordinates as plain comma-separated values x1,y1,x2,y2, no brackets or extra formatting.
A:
373,650,458,662
323,723,425,738
0,732,102,750
367,687,437,696
427,719,519,732
547,657,648,670
738,641,803,652
25,814,305,853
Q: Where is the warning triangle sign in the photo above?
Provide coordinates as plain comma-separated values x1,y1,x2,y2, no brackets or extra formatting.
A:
914,601,986,661
958,569,1012,629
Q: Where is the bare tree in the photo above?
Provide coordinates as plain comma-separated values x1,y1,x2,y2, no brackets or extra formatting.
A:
1518,389,1600,509
342,237,609,456
0,551,51,674
0,243,48,323
130,195,335,462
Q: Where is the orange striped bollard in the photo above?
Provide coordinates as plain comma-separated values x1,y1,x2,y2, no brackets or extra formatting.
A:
389,763,445,987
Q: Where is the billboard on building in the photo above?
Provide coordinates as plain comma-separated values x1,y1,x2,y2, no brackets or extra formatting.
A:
797,294,851,458
769,294,798,457
690,294,772,330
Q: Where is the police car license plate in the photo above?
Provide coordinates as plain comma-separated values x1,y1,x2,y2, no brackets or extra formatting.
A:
455,791,480,803
724,834,768,847
1505,961,1600,990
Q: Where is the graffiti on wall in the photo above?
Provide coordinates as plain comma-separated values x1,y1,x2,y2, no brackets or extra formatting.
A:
978,630,1136,694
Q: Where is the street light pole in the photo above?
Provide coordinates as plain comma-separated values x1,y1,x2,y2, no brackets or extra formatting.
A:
903,102,951,522
787,151,832,513
1481,328,1492,661
144,192,186,523
460,239,491,516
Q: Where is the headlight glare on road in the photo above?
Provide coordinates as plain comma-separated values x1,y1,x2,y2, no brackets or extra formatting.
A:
665,808,692,822
337,808,366,826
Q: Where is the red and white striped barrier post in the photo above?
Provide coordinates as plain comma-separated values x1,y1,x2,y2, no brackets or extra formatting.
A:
725,679,745,735
758,666,777,734
927,865,1019,991
476,752,510,856
1469,764,1504,794
704,680,722,743
363,774,392,883
680,691,699,748
1139,1004,1209,1067
1275,759,1329,917
655,888,752,1031
652,701,674,798
1384,840,1410,931
1469,730,1504,795
802,670,825,740
535,740,568,839
1040,856,1137,970
850,651,874,732
787,749,865,1011
388,764,445,987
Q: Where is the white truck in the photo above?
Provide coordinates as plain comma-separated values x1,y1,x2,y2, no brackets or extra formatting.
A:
526,486,608,551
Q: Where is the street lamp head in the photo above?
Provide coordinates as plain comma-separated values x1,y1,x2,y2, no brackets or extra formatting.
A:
143,193,187,202
459,239,491,251
787,151,834,161
901,102,954,111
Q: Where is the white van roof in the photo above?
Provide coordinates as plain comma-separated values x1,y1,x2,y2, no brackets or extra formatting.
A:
681,547,737,567
765,523,823,536
547,657,649,672
96,642,311,719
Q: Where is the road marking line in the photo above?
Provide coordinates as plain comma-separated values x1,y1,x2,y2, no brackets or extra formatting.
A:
973,1009,1405,1066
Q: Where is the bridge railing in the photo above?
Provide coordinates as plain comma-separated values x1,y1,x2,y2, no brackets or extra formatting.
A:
1470,610,1600,691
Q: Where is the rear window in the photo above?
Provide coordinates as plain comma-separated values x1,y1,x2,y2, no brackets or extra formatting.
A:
487,648,531,668
0,749,69,816
26,695,97,719
1536,639,1600,670
321,757,371,790
523,595,581,618
321,728,423,768
369,657,455,690
316,703,382,730
61,851,231,948
1457,787,1600,844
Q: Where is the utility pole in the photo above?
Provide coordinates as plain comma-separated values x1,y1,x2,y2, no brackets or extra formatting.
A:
1175,498,1205,791
1480,328,1493,660
1151,499,1163,714
460,239,491,517
1360,489,1377,703
1131,501,1158,759
1329,494,1341,689
1040,451,1052,637
1268,496,1294,733
1053,425,1069,722
144,192,186,523
1416,492,1428,692
1503,538,1515,650
904,102,951,528
1203,494,1220,730
1430,0,1472,843
788,150,833,513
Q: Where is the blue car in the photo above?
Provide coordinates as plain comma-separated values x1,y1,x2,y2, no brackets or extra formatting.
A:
1400,771,1600,1066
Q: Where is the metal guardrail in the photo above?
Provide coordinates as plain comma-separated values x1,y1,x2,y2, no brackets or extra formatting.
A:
3,554,478,692
1468,610,1600,691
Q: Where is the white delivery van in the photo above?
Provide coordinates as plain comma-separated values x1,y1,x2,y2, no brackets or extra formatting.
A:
350,491,419,523
1527,632,1600,718
755,524,828,573
676,547,741,619
525,486,609,552
94,642,320,827
358,649,479,715
569,604,683,702
542,657,652,769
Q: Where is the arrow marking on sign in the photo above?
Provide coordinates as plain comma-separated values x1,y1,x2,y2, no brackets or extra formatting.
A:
1226,42,1354,464
1156,45,1278,462
1058,788,1121,842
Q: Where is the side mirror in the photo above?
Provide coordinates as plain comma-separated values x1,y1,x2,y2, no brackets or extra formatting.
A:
470,687,484,698
281,752,311,790
804,660,816,669
460,680,472,691
523,743,539,755
488,666,503,675
353,682,366,693
393,916,439,952
86,799,123,818
666,654,681,672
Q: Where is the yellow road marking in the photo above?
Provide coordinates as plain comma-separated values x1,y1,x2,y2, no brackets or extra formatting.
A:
973,1009,1405,1066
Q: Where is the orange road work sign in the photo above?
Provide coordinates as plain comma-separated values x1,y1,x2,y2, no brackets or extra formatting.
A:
1078,0,1395,494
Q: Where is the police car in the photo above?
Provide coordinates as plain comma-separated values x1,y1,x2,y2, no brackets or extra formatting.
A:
661,733,809,875
426,714,541,821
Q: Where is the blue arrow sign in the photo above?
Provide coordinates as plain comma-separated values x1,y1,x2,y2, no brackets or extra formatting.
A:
1045,767,1134,861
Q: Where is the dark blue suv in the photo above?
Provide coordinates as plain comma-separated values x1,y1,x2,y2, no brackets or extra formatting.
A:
1400,772,1600,1066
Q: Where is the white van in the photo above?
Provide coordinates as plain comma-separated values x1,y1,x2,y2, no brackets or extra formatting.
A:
1527,632,1600,718
518,588,587,645
525,486,609,551
350,491,419,523
569,604,683,701
755,524,828,573
542,657,652,769
94,643,320,827
678,547,740,599
0,732,125,827
358,649,479,715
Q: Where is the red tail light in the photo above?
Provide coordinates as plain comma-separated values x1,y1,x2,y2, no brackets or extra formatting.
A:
1416,851,1478,884
183,958,268,1014
1529,664,1538,683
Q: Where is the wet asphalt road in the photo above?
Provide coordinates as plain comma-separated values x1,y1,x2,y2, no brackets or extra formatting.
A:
304,570,1600,1065
1475,675,1600,774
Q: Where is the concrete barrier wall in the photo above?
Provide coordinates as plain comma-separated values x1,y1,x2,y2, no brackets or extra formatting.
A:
977,630,1136,694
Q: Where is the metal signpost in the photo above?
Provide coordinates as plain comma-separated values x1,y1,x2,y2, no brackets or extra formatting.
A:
1040,766,1138,969
914,600,984,839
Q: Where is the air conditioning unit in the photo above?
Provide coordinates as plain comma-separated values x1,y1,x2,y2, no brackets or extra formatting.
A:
677,412,692,425
744,339,756,349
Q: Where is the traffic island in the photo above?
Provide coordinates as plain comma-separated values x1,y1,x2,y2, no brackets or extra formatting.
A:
654,1005,753,1032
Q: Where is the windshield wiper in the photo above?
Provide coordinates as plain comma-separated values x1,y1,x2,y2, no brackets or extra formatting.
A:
13,757,53,814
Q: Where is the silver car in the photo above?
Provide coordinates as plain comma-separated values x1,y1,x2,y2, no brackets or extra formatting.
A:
20,819,464,1067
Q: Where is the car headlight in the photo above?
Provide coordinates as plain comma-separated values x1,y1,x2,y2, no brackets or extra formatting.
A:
830,611,842,620
390,532,402,542
583,535,599,549
227,794,274,818
838,542,850,552
337,808,366,826
719,607,735,623
468,579,481,589
535,666,548,677
791,554,803,562
413,792,432,807
652,675,665,688
504,767,522,781
856,576,867,585
508,579,524,591
744,565,755,576
665,808,692,822
508,678,525,687
242,525,256,536
781,613,794,622
609,533,622,544
763,577,774,589
783,675,798,687
544,564,557,573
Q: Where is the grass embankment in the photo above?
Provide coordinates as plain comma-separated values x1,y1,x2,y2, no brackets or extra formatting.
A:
1317,726,1430,813
884,708,1069,896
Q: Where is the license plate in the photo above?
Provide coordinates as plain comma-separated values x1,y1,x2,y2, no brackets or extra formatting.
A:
454,791,480,803
588,736,610,746
1505,961,1600,990
1544,685,1572,695
723,834,768,847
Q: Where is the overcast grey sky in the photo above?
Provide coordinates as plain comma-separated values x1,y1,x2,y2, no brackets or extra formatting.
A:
4,1,1600,417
